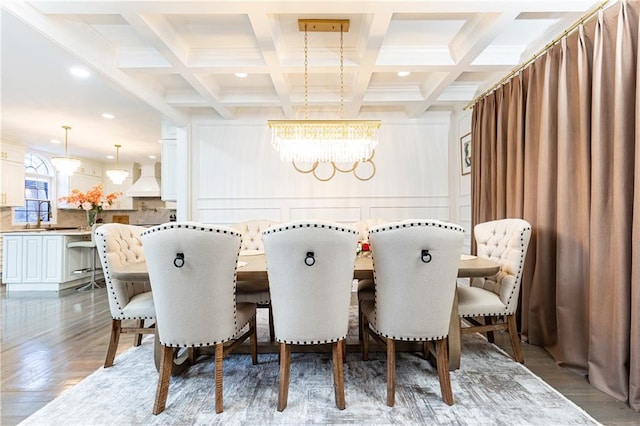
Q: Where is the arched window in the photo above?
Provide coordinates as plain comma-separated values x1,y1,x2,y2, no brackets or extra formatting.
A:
14,154,54,226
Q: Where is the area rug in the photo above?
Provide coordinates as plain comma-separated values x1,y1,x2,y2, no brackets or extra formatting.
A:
20,312,601,425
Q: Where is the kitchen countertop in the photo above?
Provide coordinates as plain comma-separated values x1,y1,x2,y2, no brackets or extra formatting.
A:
1,228,91,235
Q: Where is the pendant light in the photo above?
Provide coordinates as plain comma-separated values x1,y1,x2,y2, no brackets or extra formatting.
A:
51,125,81,176
106,144,129,184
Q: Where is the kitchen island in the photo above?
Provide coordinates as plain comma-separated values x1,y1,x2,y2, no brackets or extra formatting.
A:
2,229,103,292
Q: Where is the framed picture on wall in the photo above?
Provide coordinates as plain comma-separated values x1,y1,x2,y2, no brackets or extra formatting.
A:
460,132,472,175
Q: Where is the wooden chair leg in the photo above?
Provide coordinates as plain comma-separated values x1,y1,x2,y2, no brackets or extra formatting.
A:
386,338,395,407
104,319,121,367
215,342,224,413
342,339,347,363
268,304,275,342
358,300,363,341
507,314,524,363
153,345,173,415
435,339,454,406
362,317,370,361
133,319,144,346
484,315,495,343
423,341,429,360
250,315,258,365
332,340,346,410
277,343,291,412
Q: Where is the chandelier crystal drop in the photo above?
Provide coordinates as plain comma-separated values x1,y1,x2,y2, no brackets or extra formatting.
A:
269,120,380,163
268,19,381,173
51,125,81,176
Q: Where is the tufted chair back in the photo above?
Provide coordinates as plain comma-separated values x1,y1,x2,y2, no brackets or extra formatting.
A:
141,222,249,346
94,223,156,368
232,219,280,251
263,221,358,344
470,218,531,314
366,220,465,340
94,223,151,320
353,218,388,241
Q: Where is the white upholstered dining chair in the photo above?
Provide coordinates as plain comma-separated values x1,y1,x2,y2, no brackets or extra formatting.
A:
361,220,464,406
457,218,531,363
141,222,258,415
94,223,156,368
262,220,358,411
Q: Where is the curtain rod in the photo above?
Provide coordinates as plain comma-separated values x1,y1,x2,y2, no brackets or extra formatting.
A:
463,0,612,111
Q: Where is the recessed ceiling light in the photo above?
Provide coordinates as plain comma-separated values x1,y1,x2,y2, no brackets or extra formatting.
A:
50,139,61,144
158,140,163,144
102,113,115,119
70,67,90,78
397,71,410,77
106,155,115,160
148,155,156,159
235,72,248,78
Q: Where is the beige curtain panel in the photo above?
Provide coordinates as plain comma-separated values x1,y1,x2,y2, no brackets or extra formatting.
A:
471,0,640,411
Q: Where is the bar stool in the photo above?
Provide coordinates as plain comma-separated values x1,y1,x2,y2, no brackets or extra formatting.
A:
68,224,101,291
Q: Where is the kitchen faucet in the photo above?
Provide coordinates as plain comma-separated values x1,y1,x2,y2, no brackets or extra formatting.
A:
36,200,52,229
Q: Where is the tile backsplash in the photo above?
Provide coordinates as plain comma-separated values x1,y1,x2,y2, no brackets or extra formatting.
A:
0,197,176,231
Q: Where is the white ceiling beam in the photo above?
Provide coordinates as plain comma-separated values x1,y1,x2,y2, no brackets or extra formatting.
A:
248,11,294,118
4,1,189,125
408,9,521,117
346,11,393,118
122,12,235,119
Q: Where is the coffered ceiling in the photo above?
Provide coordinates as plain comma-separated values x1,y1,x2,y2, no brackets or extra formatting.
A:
1,1,602,163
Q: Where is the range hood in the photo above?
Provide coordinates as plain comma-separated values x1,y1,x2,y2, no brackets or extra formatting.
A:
126,163,161,197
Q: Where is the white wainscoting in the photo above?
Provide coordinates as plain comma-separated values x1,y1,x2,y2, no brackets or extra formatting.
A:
189,115,455,226
196,196,452,226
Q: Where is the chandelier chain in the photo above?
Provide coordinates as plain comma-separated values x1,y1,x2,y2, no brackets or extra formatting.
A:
62,125,71,156
340,24,344,119
304,25,309,120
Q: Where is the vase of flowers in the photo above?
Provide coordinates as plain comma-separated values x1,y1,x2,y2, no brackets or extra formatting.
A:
357,240,371,257
59,183,121,229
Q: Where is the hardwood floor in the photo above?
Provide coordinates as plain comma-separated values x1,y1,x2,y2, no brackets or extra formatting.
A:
1,285,638,425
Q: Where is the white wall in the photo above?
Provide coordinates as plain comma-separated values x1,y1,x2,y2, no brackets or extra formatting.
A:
185,112,456,226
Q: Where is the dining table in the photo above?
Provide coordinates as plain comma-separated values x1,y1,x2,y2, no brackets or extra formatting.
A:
111,252,500,371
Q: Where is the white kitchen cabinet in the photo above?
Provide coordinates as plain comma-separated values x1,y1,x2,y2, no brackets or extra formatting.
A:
0,141,25,207
2,236,22,282
2,231,101,292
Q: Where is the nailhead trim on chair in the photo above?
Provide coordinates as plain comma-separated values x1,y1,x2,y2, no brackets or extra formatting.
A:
141,222,242,238
263,221,359,236
369,220,465,235
276,335,347,345
163,313,257,348
367,322,446,342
